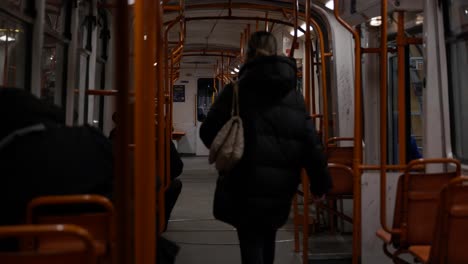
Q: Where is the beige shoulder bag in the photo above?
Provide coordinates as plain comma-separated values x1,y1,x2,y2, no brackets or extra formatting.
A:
208,83,244,172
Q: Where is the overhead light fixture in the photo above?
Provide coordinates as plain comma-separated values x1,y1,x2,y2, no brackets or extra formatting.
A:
0,35,15,42
234,68,239,73
231,71,236,74
325,0,334,10
465,9,468,15
369,16,382,27
415,15,424,25
289,23,313,37
128,0,134,5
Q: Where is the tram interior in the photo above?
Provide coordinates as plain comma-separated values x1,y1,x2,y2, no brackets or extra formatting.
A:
1,0,468,264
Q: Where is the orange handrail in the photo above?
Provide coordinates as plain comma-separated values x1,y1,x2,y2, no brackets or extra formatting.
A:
0,224,97,264
26,195,114,222
397,11,406,165
156,0,167,234
304,0,311,111
289,0,299,58
333,1,363,263
134,0,158,263
379,0,391,236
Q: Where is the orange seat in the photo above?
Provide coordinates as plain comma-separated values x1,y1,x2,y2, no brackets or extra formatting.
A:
26,195,114,262
326,137,354,168
408,176,468,264
376,158,461,261
316,163,354,233
321,138,354,232
0,224,97,264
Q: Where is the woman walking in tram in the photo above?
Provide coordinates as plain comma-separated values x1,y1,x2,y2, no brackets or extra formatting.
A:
200,31,331,264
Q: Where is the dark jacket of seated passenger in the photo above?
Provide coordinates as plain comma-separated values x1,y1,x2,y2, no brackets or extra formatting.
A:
0,88,113,249
199,55,331,229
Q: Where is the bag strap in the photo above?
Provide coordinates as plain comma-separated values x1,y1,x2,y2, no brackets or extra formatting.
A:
231,83,240,117
0,123,46,150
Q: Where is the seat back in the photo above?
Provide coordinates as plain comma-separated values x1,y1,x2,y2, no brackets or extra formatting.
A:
394,158,461,248
0,224,96,264
326,137,354,168
26,195,114,257
429,177,468,264
327,163,354,195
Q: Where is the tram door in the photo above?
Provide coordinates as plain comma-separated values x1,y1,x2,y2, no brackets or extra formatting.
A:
195,78,217,156
388,42,425,164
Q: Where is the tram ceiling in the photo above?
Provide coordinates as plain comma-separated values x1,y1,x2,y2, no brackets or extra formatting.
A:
163,3,323,68
164,0,327,70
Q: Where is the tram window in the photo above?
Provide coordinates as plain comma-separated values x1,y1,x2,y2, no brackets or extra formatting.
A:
78,0,93,51
409,54,424,157
197,78,217,122
45,0,67,35
40,0,71,107
0,14,29,90
1,0,34,14
444,0,468,162
41,35,66,107
387,43,424,164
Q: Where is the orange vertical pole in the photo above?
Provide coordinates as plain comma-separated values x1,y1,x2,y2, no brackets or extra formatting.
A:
333,1,363,263
310,41,316,115
114,0,132,264
304,0,311,111
133,0,157,263
379,0,395,235
289,0,299,58
397,11,407,165
301,171,310,264
309,19,329,149
156,0,166,234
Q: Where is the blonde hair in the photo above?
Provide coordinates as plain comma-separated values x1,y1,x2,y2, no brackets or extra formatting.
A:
245,31,277,62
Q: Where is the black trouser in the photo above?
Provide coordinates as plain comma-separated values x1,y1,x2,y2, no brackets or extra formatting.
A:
236,226,277,264
164,179,182,231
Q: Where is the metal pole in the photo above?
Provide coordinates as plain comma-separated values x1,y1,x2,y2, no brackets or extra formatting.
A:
134,0,157,263
289,0,298,58
304,0,311,111
333,1,363,263
379,0,393,236
155,0,167,235
397,11,406,165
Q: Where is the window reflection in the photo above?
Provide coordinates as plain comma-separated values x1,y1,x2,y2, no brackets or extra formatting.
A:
45,0,66,34
444,0,468,161
447,0,468,35
197,78,217,122
41,35,65,106
0,14,28,89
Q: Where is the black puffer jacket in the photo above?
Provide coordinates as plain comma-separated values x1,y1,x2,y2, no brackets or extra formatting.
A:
200,56,331,228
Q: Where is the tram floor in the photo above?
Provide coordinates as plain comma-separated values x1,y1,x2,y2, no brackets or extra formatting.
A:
165,156,352,264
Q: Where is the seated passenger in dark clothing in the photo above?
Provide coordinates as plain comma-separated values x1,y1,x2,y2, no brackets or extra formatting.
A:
0,88,113,249
164,140,184,229
108,115,183,230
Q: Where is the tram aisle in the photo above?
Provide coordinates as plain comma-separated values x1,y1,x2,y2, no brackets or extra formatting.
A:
165,157,302,264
